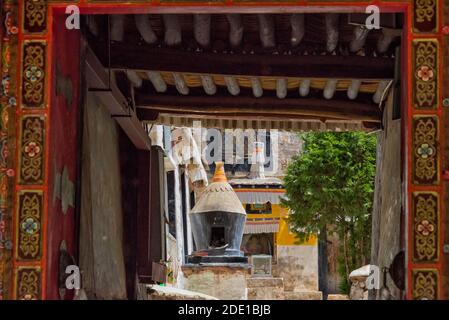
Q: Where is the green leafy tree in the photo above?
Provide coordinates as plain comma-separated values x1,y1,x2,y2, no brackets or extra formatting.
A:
281,132,377,293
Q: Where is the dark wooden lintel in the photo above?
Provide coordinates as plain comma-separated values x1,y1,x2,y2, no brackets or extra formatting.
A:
91,41,395,79
135,92,381,122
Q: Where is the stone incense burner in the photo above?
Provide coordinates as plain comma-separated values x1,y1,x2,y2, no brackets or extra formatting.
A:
188,162,247,264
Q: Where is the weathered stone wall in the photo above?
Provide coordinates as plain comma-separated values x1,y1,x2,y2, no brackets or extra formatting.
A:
370,91,403,299
181,265,250,300
274,131,302,177
276,245,319,291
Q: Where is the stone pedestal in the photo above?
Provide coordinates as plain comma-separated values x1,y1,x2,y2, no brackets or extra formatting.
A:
181,263,250,300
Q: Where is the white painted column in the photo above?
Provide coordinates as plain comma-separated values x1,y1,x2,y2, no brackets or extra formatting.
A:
174,166,185,267
184,170,194,255
163,170,170,262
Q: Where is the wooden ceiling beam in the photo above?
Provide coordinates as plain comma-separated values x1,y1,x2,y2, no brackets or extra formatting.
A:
250,77,263,98
146,71,167,93
226,14,243,47
137,108,343,121
290,14,305,47
194,14,211,48
90,41,395,79
134,92,381,122
137,108,381,126
258,14,276,48
138,106,367,121
347,79,362,100
276,79,288,99
135,14,158,44
350,25,370,53
110,14,126,42
377,28,402,53
323,79,338,100
373,80,391,104
325,13,339,53
163,14,182,46
299,79,311,97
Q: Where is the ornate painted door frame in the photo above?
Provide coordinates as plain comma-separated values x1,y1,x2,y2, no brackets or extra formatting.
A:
0,0,446,300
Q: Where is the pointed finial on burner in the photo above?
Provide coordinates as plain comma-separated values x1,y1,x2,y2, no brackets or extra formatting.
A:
212,162,227,183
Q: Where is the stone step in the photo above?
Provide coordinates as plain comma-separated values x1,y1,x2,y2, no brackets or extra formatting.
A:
247,277,284,288
247,277,285,300
327,294,349,300
247,287,285,300
284,290,323,300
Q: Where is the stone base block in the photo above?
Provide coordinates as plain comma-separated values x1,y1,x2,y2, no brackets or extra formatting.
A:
145,284,219,300
284,290,323,300
327,294,349,300
247,277,284,300
181,263,250,300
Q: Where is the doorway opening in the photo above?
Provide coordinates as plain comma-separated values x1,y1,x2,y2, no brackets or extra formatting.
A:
48,6,409,300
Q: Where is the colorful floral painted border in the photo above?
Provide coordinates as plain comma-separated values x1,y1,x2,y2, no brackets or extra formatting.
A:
412,191,439,263
408,1,443,300
413,40,438,110
0,0,19,301
412,115,439,185
12,0,49,300
412,268,439,299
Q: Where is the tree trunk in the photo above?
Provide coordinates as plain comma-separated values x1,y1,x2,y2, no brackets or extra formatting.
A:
318,225,329,299
342,226,350,290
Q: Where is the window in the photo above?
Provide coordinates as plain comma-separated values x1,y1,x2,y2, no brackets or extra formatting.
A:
166,171,176,238
245,202,272,214
242,233,275,257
